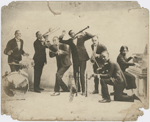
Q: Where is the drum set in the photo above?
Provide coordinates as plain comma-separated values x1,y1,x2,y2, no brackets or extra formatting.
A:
2,56,34,97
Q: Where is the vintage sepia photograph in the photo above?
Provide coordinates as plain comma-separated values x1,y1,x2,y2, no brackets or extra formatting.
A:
1,1,149,121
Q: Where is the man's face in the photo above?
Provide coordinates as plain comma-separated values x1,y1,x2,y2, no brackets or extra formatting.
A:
101,52,109,63
15,31,21,40
92,36,98,45
69,30,76,38
122,48,128,55
53,37,59,45
36,32,42,40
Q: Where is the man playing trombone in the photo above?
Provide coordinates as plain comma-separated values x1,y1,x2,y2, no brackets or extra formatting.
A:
33,30,51,93
90,36,107,94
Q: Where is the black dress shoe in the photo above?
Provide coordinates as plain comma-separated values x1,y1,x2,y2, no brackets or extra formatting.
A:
122,92,127,95
60,89,70,92
34,89,41,93
80,92,86,96
110,92,127,96
38,87,44,90
110,92,114,95
90,90,99,94
133,94,142,103
98,99,111,103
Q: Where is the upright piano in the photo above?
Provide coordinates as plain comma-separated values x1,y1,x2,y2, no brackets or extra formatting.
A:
126,44,148,98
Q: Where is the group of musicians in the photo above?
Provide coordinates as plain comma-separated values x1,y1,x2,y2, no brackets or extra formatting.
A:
4,29,142,103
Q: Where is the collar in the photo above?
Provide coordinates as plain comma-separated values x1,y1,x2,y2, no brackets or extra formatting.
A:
15,38,21,42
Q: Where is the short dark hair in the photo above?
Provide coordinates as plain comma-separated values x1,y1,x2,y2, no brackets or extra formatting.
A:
92,35,99,40
15,30,20,35
36,31,40,37
120,46,128,53
68,30,72,36
101,51,109,56
53,36,59,41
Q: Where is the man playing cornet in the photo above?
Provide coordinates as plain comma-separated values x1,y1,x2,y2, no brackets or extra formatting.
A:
49,36,71,96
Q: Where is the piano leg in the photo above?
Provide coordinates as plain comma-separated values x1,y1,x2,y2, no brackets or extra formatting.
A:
143,77,147,99
136,77,140,96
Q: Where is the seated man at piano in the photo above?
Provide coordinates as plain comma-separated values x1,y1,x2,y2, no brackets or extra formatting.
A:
98,51,141,103
4,30,29,72
117,46,140,95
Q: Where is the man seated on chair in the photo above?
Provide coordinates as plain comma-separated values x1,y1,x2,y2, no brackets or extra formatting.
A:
98,51,141,103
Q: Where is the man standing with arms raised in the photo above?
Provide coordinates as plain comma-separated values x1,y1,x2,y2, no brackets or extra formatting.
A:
59,29,94,95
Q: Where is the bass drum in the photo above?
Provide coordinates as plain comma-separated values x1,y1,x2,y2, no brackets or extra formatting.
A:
2,71,29,97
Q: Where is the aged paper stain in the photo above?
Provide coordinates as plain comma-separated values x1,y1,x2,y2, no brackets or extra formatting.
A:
1,1,149,121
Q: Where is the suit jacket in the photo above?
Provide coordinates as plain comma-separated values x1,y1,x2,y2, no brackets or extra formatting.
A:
100,60,127,86
76,32,94,61
59,37,79,67
4,38,25,63
91,42,107,73
33,39,47,65
117,53,134,72
49,43,72,68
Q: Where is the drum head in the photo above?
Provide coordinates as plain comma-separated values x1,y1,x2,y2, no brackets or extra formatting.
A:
3,72,29,97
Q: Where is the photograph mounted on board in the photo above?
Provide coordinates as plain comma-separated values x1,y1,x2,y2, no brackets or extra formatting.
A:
1,1,149,121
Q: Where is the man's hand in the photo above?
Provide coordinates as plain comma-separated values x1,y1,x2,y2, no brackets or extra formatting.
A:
7,50,13,55
23,53,29,56
95,54,100,58
59,30,66,39
131,54,137,59
45,41,51,48
49,28,52,32
110,77,116,85
57,50,64,55
62,30,66,36
134,63,141,68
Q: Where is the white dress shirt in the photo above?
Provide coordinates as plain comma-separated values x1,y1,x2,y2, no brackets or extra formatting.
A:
15,38,21,50
73,38,77,46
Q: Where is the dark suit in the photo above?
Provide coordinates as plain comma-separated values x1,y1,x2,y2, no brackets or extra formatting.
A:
33,39,47,90
4,38,25,72
91,43,107,92
117,53,136,89
49,43,72,92
59,37,80,91
60,32,94,93
100,60,135,102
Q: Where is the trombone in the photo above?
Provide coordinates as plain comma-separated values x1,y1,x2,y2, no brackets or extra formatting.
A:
43,27,60,38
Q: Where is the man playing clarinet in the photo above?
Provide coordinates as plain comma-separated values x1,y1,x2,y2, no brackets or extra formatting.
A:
59,28,94,95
